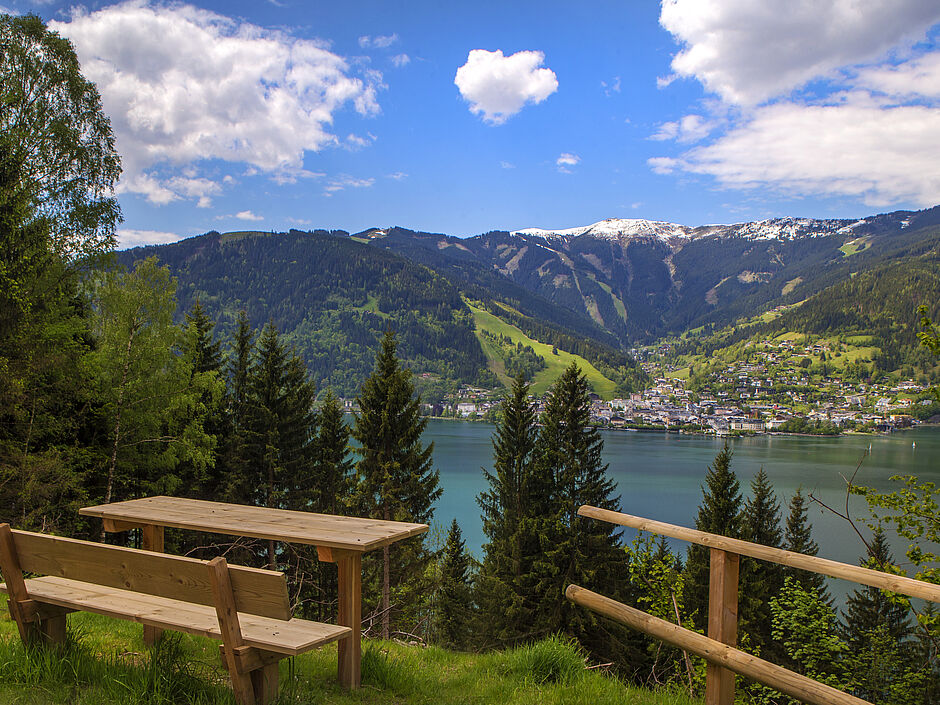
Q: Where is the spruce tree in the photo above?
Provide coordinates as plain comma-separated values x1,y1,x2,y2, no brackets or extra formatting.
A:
784,487,829,600
476,374,539,646
842,528,917,703
437,519,473,649
529,363,635,666
739,468,783,657
683,443,741,630
242,323,317,567
352,330,441,639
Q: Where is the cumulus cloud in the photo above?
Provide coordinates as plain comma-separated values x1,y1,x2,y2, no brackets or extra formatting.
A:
660,0,940,105
651,1,940,210
454,49,558,124
117,229,183,248
52,2,383,205
556,152,580,173
391,53,410,68
654,100,940,206
650,114,716,143
236,210,264,221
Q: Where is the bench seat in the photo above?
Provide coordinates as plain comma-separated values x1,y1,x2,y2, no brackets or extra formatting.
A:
2,576,350,656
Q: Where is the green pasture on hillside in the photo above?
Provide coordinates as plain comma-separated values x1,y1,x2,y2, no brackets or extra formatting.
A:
467,303,617,397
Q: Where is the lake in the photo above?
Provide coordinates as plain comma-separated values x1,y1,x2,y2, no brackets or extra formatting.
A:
427,420,940,587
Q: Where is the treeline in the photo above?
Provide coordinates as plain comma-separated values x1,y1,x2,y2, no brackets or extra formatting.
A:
449,406,940,701
479,330,546,380
120,230,490,396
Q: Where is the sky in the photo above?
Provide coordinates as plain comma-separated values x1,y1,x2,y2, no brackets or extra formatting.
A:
6,1,940,248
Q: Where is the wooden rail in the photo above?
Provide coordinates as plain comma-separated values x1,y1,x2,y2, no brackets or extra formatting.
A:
570,505,940,705
566,585,869,705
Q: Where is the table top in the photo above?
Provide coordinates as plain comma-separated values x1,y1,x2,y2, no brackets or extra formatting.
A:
80,496,428,552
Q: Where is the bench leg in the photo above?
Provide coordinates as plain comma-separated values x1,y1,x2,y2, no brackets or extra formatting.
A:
37,614,67,645
141,524,165,646
337,552,362,689
251,662,279,705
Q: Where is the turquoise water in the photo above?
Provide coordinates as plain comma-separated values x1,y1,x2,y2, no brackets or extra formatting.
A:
428,421,940,580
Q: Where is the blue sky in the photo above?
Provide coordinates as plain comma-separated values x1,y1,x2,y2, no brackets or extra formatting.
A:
7,1,940,246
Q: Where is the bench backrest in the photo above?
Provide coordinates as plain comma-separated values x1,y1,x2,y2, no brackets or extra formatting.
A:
8,529,291,620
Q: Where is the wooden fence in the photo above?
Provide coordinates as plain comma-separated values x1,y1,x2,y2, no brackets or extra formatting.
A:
567,505,940,705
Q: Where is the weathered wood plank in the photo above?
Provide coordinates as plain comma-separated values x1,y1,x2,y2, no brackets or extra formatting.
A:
0,576,350,655
337,552,362,689
81,497,428,551
209,557,256,705
141,524,165,645
12,530,290,620
566,584,871,705
0,524,33,642
578,506,940,602
706,549,739,705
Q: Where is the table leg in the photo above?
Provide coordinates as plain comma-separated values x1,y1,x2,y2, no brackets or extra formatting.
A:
336,552,362,689
141,524,165,646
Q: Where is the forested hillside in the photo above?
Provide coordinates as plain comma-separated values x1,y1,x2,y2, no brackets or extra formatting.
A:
119,230,489,395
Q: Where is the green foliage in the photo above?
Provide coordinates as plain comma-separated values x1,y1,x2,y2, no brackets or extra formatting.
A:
435,519,474,650
123,231,490,395
783,487,829,600
683,444,741,628
352,331,441,639
0,14,121,262
86,258,217,509
778,417,840,435
527,363,636,667
477,375,539,647
770,576,848,690
739,468,783,658
500,635,586,685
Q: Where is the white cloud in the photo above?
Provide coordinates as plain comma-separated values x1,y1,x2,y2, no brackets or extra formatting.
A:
602,76,621,97
359,33,398,49
391,53,410,68
454,49,558,125
659,0,940,105
854,52,940,99
324,175,375,196
117,228,182,248
500,161,515,169
661,100,940,207
556,152,580,174
387,171,407,180
650,114,716,143
52,2,383,205
236,210,264,221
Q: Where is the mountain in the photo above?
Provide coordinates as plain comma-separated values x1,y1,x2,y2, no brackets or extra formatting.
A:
117,230,645,398
366,206,940,345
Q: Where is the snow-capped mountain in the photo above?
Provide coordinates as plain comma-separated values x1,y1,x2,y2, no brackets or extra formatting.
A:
512,214,890,245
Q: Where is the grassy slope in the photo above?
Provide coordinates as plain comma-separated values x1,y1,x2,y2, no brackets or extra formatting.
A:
0,595,698,705
467,303,617,398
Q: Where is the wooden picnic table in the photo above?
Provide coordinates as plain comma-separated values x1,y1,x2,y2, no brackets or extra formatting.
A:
80,496,428,689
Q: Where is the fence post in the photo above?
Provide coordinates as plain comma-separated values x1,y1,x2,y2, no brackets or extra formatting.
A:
706,548,739,705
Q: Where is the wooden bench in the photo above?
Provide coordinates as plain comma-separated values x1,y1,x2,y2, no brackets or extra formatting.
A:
0,523,350,705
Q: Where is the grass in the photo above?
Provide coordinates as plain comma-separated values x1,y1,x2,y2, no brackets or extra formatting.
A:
466,303,618,398
0,596,699,705
839,237,869,257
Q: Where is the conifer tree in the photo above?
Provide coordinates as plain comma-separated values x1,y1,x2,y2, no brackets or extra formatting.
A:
683,443,741,629
529,363,634,665
242,323,317,567
437,519,473,649
739,468,783,657
842,528,917,703
352,330,440,639
784,487,829,600
476,374,539,646
183,300,222,375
